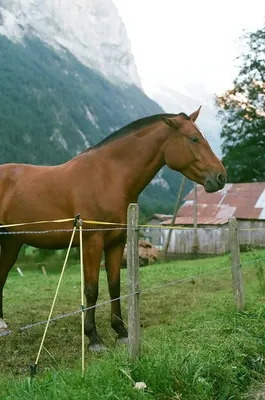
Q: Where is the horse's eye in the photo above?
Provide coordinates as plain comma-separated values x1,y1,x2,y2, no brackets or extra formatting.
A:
190,136,199,143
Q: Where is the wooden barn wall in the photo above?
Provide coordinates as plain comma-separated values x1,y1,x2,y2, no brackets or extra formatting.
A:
162,220,265,255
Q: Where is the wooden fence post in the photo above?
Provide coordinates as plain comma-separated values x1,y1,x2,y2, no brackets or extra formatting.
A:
192,182,199,254
127,203,140,360
228,217,245,311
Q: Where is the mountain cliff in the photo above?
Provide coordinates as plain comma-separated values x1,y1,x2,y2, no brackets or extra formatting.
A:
0,0,141,87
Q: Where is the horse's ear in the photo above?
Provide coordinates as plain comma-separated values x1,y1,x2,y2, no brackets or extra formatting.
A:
162,117,179,129
189,106,202,122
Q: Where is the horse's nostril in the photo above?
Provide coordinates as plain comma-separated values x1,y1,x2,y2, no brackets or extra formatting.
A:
217,173,225,186
205,173,226,193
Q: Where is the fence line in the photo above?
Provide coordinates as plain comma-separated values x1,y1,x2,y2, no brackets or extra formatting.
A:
2,226,265,236
0,227,128,235
2,208,265,369
0,226,230,233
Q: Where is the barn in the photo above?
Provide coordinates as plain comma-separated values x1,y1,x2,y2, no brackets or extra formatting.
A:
160,182,265,255
142,213,172,248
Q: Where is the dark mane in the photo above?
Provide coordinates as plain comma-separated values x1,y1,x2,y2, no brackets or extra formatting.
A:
85,113,178,152
178,112,190,120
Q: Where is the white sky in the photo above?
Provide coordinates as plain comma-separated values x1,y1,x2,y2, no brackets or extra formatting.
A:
113,0,265,95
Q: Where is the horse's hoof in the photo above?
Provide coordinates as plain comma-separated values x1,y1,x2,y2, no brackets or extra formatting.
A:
0,318,10,337
117,337,128,345
0,329,11,337
88,343,107,352
0,318,8,330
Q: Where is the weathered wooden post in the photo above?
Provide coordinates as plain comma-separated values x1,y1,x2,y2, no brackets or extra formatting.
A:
228,217,245,311
127,203,140,360
192,182,199,254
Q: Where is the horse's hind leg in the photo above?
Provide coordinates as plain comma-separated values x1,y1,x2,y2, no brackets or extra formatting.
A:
105,241,128,344
0,238,22,333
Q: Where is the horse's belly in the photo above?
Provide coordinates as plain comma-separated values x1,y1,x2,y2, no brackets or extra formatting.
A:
23,232,80,250
23,228,126,250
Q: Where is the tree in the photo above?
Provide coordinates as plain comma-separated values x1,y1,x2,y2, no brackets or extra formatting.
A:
216,25,265,183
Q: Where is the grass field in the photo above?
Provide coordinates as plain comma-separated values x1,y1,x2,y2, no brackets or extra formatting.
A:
1,249,265,399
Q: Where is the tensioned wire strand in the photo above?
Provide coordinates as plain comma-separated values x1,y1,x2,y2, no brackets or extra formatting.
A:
1,256,262,338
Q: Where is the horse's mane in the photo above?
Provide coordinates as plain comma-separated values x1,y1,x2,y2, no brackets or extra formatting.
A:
83,112,190,153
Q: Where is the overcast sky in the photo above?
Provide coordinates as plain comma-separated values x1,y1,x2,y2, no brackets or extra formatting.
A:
113,0,265,95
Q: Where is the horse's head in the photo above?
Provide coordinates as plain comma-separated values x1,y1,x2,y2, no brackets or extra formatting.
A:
162,107,226,193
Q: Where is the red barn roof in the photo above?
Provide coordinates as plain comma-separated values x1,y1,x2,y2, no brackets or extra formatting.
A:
162,182,265,226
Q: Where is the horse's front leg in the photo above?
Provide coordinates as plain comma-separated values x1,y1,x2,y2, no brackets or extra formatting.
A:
83,234,105,352
104,240,128,344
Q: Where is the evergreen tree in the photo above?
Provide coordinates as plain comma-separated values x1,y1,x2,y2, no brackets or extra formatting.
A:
216,25,265,183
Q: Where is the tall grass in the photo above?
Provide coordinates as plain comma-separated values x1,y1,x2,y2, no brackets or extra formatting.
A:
1,250,265,399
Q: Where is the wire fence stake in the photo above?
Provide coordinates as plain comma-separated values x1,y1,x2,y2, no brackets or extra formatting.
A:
30,214,80,379
79,217,85,377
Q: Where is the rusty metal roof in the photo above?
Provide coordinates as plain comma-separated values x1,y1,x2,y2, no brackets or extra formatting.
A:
161,182,265,226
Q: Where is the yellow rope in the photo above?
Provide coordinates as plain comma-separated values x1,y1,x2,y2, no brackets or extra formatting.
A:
83,219,126,226
0,218,74,229
0,217,190,230
79,219,85,377
34,225,77,367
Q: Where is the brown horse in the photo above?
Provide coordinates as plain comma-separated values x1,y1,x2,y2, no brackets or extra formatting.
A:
0,107,226,349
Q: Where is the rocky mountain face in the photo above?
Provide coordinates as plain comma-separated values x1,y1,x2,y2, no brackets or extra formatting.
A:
0,0,193,219
0,0,141,87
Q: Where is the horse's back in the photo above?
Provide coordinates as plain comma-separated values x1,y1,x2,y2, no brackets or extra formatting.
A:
0,162,56,194
0,162,72,225
0,163,28,202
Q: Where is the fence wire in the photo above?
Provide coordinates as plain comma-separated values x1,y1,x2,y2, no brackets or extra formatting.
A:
1,255,263,338
0,227,128,235
2,225,265,236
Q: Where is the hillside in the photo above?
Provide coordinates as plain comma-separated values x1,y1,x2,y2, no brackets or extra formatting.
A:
0,36,191,218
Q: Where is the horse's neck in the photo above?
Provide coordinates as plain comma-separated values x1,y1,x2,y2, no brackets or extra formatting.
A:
92,127,167,198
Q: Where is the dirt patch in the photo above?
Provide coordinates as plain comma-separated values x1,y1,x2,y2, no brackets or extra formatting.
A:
245,385,265,399
122,240,159,267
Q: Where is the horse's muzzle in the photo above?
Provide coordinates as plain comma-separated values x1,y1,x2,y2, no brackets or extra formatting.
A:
205,173,226,193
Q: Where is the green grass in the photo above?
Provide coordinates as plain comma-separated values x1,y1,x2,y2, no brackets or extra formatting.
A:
1,249,265,399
